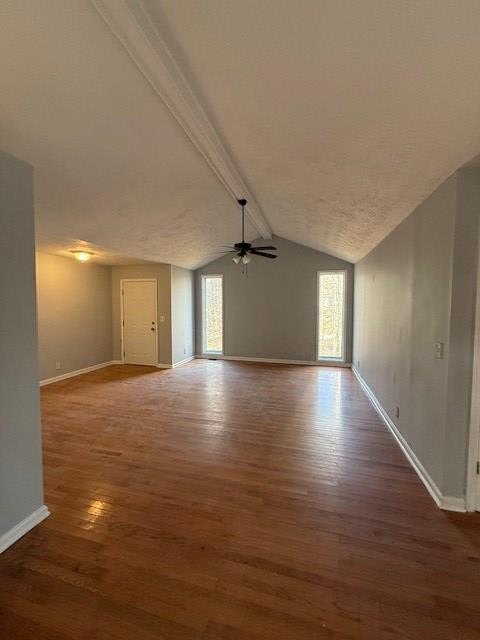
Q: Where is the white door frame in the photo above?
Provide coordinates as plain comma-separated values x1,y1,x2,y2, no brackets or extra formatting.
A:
120,278,158,365
466,230,480,511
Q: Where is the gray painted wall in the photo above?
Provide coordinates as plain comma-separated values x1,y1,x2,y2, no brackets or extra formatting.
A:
354,170,480,498
0,151,44,537
444,169,480,496
36,252,113,380
171,266,195,365
111,264,173,365
195,236,353,362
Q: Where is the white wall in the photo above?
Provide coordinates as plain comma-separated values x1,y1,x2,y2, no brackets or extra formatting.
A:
171,266,194,364
444,169,480,496
354,169,480,500
36,252,113,380
111,264,173,366
0,151,45,544
195,236,354,362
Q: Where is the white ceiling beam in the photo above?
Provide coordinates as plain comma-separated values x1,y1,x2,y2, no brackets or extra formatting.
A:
91,0,272,239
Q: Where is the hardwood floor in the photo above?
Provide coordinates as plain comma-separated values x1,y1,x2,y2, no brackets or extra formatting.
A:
1,361,479,639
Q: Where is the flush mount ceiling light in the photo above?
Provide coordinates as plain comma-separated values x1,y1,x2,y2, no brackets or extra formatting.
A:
220,199,277,272
71,250,94,263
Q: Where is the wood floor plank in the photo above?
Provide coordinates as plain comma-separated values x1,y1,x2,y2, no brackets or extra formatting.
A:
1,361,479,639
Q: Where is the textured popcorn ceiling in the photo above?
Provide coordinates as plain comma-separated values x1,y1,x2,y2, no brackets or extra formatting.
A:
2,1,480,267
0,0,256,269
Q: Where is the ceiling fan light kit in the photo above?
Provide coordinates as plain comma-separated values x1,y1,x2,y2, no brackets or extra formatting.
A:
221,199,277,274
71,250,94,263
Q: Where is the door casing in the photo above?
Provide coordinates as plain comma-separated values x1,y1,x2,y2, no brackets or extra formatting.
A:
466,231,480,511
120,278,158,366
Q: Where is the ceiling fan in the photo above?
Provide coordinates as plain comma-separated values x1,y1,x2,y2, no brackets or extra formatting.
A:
222,199,277,265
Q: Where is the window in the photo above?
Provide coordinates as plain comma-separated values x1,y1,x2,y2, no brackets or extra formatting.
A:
317,271,346,361
202,274,223,354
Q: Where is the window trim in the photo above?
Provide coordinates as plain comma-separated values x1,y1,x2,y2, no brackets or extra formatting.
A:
316,270,347,363
201,273,224,356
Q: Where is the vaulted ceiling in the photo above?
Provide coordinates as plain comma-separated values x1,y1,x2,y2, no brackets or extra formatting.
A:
2,1,480,268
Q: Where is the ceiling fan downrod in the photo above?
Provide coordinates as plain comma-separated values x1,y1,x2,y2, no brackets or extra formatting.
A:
222,198,278,268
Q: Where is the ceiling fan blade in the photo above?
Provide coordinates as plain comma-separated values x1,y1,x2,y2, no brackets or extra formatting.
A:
250,250,277,259
251,246,277,251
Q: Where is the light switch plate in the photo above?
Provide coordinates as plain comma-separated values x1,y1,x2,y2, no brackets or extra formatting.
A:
435,342,444,359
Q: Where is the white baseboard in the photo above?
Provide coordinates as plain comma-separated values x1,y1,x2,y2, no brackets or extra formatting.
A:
112,361,184,369
40,361,117,386
196,355,352,368
438,496,467,512
0,505,50,554
113,360,170,368
172,356,195,368
352,367,466,512
111,358,193,370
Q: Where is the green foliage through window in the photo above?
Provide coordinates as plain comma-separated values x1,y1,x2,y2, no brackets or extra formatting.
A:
203,275,223,353
317,272,345,360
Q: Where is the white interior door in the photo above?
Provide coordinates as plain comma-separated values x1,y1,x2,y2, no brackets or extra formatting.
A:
122,279,157,366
